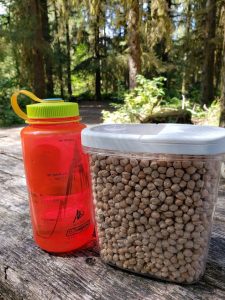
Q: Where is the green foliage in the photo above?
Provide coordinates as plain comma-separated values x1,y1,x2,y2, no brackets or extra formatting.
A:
0,0,224,126
0,89,23,127
0,37,22,126
187,99,220,126
161,96,181,108
0,76,25,127
102,75,166,123
205,100,220,126
102,73,221,125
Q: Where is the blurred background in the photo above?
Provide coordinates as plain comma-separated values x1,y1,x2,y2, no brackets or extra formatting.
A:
0,0,225,126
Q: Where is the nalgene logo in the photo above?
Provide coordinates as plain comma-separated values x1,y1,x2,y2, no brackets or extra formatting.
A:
66,220,90,236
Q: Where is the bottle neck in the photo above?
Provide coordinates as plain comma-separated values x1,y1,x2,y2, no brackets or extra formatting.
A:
26,116,81,125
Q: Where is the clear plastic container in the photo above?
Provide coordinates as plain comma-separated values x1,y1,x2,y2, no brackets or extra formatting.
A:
82,124,225,283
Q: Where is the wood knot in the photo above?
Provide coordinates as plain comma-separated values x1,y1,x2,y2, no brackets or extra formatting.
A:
85,257,96,266
4,266,9,280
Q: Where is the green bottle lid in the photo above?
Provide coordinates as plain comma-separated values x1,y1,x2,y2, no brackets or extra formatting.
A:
26,100,79,119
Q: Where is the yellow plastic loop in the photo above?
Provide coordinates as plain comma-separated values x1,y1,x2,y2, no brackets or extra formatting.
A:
11,90,43,120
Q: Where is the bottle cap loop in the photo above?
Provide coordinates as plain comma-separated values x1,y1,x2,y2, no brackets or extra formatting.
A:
11,90,79,124
11,90,43,120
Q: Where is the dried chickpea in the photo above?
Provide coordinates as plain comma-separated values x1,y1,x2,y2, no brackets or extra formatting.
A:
90,155,219,283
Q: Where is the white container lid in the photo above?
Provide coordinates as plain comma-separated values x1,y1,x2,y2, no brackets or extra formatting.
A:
81,124,225,156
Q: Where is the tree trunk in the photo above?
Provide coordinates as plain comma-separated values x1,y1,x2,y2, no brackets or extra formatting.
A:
200,0,216,106
95,13,101,100
159,0,172,90
88,0,102,100
53,0,64,98
181,0,191,107
8,10,21,82
13,48,21,82
163,0,172,63
127,0,141,89
167,0,172,9
219,7,225,127
65,19,72,99
102,16,107,95
215,46,222,92
215,3,224,94
40,0,54,96
30,0,46,98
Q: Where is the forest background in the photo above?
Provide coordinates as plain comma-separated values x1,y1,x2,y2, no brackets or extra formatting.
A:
0,0,225,126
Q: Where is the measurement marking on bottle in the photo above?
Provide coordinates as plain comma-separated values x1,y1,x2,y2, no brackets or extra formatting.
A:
59,138,75,142
66,220,90,237
47,172,67,177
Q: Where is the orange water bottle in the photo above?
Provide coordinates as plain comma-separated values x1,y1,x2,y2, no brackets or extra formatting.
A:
11,90,95,252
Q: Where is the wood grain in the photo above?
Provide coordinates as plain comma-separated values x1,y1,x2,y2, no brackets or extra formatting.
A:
0,127,225,300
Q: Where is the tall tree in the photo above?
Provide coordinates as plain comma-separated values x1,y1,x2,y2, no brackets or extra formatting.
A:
10,0,47,97
127,0,141,89
65,17,72,99
53,0,64,98
94,11,101,100
63,0,73,99
30,0,46,98
181,0,191,108
40,0,54,96
215,0,224,93
89,0,102,100
219,5,225,127
141,0,173,82
200,0,217,106
7,7,21,82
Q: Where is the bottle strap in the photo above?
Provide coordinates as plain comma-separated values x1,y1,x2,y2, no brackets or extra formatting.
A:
11,90,43,120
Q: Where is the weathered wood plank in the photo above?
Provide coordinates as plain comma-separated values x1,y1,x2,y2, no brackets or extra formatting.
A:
0,127,225,300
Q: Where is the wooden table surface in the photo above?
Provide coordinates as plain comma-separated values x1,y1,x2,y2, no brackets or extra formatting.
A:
1,127,225,300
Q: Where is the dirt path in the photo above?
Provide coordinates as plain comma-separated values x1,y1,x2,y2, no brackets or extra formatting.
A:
79,102,113,124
